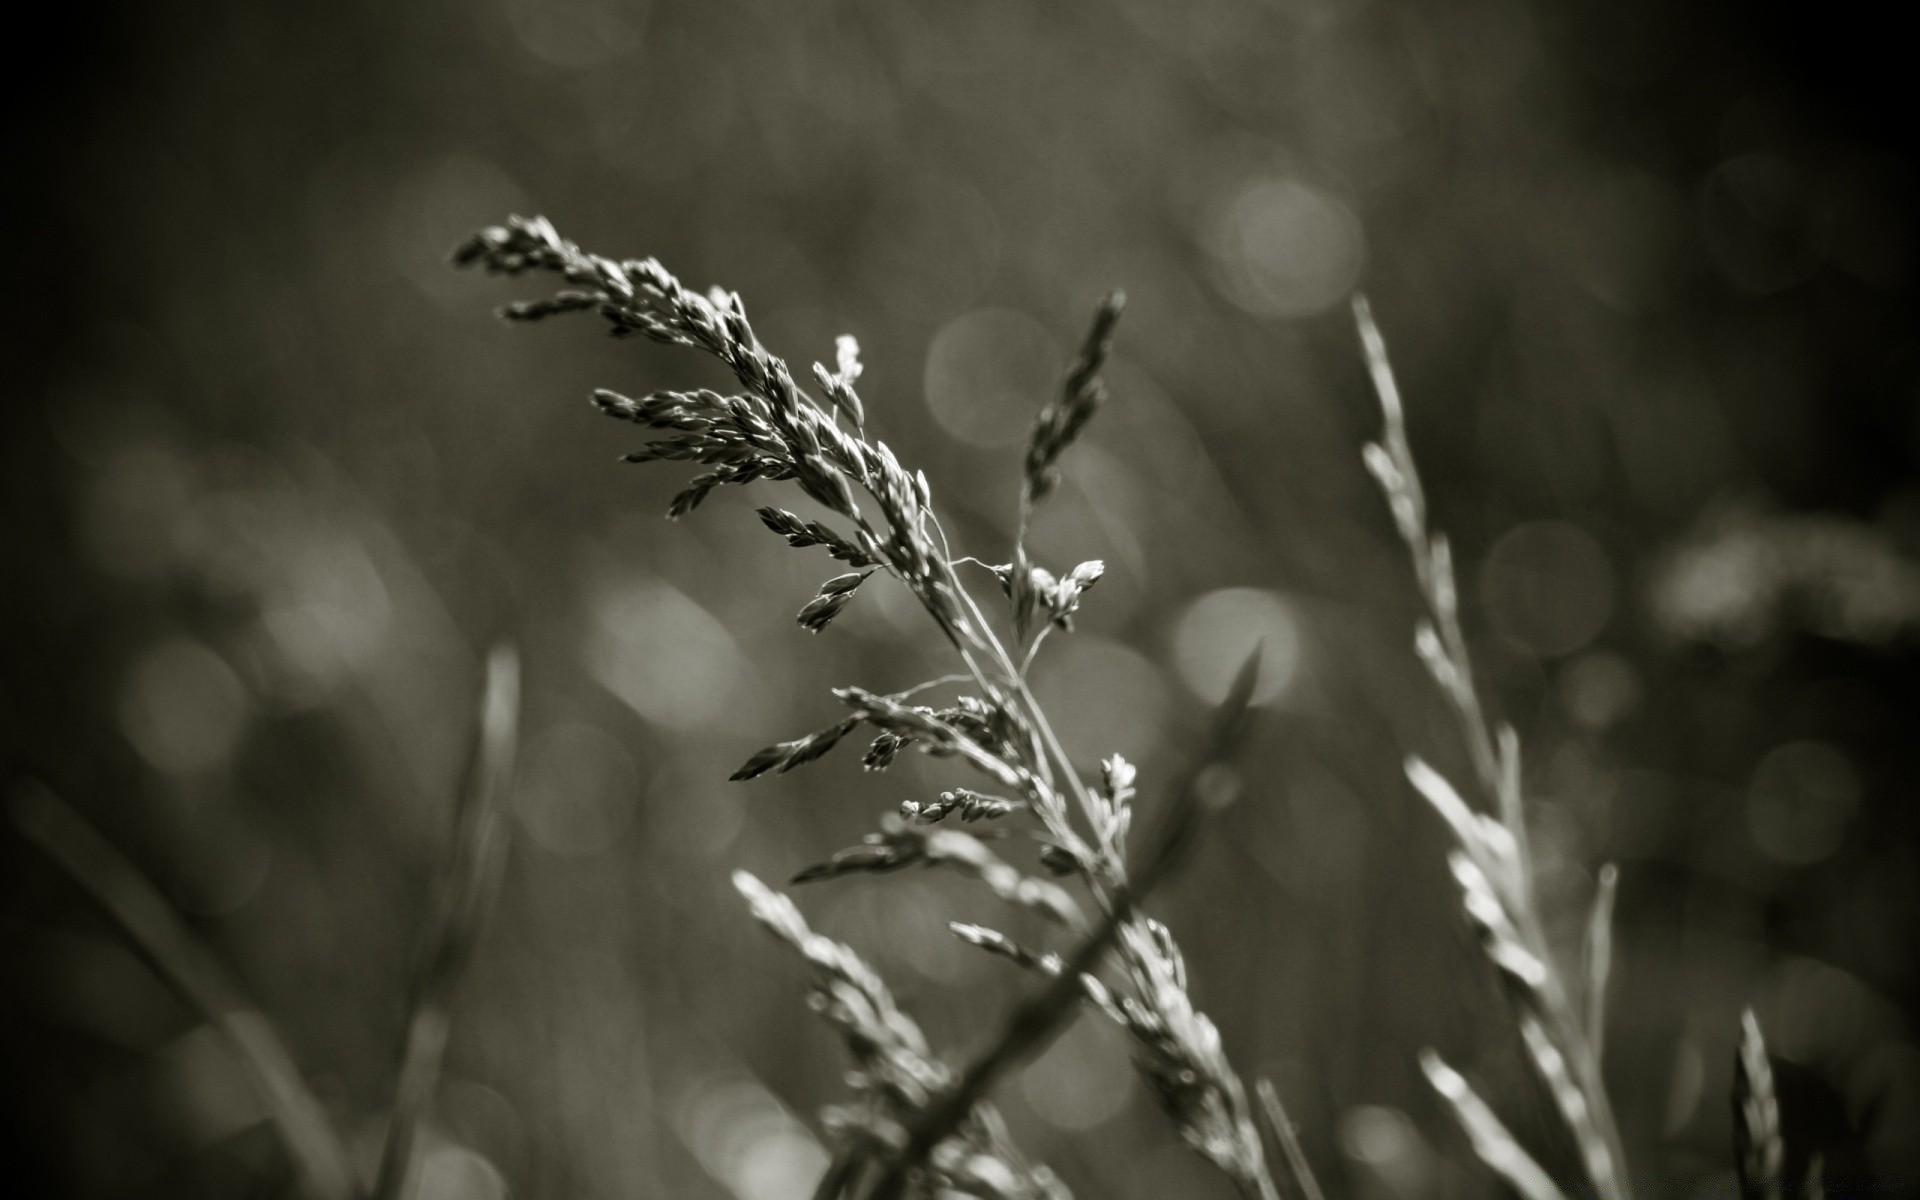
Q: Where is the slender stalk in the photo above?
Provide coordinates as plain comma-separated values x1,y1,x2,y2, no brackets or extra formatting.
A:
1256,1078,1328,1200
1355,295,1629,1198
1586,864,1619,1067
372,646,521,1200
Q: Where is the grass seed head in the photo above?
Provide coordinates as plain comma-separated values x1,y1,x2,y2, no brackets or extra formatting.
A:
466,217,1286,1200
730,717,862,781
1025,291,1124,505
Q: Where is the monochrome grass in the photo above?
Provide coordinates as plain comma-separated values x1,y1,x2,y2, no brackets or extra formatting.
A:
457,214,1308,1200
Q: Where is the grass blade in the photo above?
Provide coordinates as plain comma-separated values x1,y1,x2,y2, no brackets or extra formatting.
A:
372,645,523,1200
11,784,358,1200
1586,864,1619,1068
1255,1078,1326,1200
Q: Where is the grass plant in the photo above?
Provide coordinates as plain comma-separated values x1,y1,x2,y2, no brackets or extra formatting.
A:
455,214,1319,1200
1355,299,1818,1200
2,210,1841,1200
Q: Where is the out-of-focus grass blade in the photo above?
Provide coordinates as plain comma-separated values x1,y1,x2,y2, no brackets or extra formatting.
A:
1216,640,1263,745
372,645,522,1200
11,784,358,1200
1519,1013,1620,1192
1256,1077,1326,1200
1734,1008,1786,1200
1586,864,1619,1066
1420,1050,1568,1200
809,1146,866,1200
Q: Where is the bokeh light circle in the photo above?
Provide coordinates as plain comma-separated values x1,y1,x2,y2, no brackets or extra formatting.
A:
1171,587,1303,707
118,637,250,776
1208,177,1365,318
1021,1016,1134,1132
1029,634,1170,764
1478,520,1615,658
922,308,1060,447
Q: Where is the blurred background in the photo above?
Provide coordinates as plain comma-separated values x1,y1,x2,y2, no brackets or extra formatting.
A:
5,0,1918,1196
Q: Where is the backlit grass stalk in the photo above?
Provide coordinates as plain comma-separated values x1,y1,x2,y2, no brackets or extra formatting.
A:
456,215,1305,1200
1354,296,1629,1199
1734,1008,1825,1199
1734,1009,1785,1200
